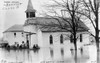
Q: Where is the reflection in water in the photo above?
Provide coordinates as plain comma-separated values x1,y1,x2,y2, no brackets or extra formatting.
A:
80,47,83,55
74,50,77,63
27,50,30,61
61,48,64,60
33,49,39,53
61,48,64,56
97,50,100,63
0,47,90,63
50,48,53,58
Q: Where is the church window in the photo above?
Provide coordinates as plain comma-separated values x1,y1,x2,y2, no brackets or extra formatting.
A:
22,32,24,37
30,12,35,17
26,35,28,40
29,13,30,17
26,12,29,18
14,32,16,37
30,12,32,17
26,12,31,18
80,34,83,42
60,34,63,44
50,35,53,45
32,12,35,17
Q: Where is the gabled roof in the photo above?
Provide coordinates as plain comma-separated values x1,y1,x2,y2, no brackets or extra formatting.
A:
4,17,89,33
24,17,89,32
3,24,36,34
25,0,36,12
3,24,24,33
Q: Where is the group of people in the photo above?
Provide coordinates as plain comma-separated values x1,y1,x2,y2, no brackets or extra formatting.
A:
13,41,29,49
4,41,40,49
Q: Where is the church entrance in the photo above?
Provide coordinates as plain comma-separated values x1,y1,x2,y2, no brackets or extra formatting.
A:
26,40,29,48
26,34,30,48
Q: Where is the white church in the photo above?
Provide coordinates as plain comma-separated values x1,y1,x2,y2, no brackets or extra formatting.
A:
3,0,90,49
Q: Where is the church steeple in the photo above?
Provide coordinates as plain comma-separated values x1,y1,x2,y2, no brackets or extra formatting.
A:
25,0,36,18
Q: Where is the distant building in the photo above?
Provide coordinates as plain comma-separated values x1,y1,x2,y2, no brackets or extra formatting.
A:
3,0,90,48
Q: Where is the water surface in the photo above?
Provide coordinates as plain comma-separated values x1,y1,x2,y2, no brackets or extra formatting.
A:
0,46,94,63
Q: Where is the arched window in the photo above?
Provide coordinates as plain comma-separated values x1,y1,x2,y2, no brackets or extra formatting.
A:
50,35,53,45
80,34,83,42
14,32,16,37
26,12,28,18
60,34,63,44
26,12,30,18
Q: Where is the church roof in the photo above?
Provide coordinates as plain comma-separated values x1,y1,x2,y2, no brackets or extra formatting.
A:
3,24,36,34
4,17,89,33
25,0,36,12
3,24,24,33
24,17,89,32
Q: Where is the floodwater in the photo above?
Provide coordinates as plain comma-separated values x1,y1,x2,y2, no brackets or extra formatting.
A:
0,45,99,63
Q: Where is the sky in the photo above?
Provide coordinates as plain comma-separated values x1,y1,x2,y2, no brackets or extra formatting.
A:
0,0,50,38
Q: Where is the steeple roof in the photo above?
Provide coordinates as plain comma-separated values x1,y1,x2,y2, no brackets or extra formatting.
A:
25,0,36,12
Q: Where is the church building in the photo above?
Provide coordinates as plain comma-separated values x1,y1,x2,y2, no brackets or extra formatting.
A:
3,0,90,49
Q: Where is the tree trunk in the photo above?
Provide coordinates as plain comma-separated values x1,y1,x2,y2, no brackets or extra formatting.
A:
95,12,99,51
73,32,77,50
95,30,99,51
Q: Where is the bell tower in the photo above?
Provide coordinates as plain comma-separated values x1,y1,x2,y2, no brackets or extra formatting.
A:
24,0,38,49
25,0,36,18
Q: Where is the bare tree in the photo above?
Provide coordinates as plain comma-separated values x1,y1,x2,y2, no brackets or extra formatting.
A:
78,0,100,51
42,0,88,50
77,0,100,63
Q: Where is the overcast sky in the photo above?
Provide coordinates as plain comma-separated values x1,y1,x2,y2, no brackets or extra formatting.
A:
0,0,50,38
